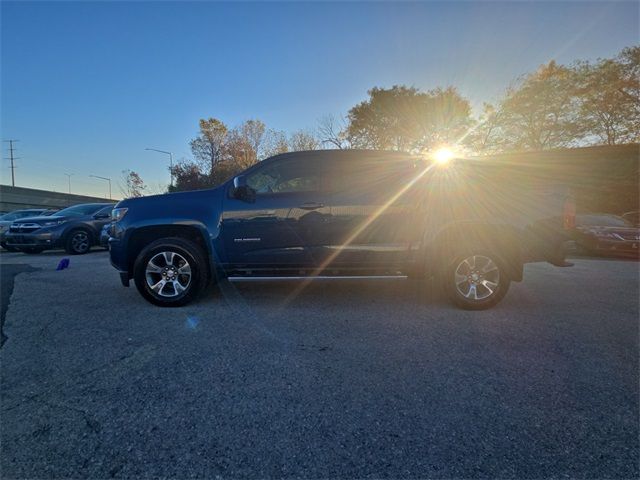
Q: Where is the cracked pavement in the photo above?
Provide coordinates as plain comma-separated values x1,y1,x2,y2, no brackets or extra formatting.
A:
0,250,638,478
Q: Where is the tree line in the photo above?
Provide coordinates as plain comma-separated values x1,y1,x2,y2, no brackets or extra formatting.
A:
122,45,638,195
170,118,318,192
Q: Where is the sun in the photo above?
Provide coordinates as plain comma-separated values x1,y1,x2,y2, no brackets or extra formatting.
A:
432,146,456,165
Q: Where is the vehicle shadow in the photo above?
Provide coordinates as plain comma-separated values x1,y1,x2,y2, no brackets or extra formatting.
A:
208,277,449,310
568,253,639,262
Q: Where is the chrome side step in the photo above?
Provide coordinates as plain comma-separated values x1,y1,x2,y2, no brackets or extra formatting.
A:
228,275,408,282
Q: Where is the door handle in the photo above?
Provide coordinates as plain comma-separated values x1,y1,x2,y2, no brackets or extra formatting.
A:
299,202,324,210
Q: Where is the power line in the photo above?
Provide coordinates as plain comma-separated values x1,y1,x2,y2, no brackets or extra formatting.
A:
3,140,19,186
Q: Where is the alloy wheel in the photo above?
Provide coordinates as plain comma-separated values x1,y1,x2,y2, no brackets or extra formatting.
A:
145,251,192,298
71,231,90,253
454,254,500,301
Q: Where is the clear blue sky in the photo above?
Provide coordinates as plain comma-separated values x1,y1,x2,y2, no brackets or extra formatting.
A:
1,1,638,198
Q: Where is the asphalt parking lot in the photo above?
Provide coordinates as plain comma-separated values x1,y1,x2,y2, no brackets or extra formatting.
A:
1,249,638,479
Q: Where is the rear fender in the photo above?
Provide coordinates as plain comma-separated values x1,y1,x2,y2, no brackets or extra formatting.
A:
422,222,524,282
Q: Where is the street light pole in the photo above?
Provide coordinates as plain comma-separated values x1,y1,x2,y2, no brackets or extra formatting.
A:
89,175,112,199
64,173,73,194
145,148,174,188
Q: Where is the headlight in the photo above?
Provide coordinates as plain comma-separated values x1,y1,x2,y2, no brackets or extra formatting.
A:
112,207,128,222
589,230,621,239
42,220,67,227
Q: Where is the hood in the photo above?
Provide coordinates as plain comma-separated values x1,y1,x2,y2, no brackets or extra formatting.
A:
113,187,224,223
116,188,224,214
115,187,222,208
11,215,80,225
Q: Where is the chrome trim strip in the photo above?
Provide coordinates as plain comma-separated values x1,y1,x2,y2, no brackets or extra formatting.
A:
228,275,408,281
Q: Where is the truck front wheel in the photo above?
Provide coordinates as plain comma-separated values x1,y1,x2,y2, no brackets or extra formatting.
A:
133,237,209,307
444,250,511,310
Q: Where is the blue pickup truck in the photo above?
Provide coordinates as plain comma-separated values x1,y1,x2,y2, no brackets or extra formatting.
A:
109,150,573,310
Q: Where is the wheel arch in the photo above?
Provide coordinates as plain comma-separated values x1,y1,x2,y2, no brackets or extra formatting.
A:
125,224,212,278
423,221,524,282
64,223,97,245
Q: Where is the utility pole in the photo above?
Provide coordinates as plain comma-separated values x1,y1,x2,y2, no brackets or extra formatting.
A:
64,173,73,194
3,140,19,186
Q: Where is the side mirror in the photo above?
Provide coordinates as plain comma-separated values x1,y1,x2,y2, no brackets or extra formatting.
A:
232,175,255,202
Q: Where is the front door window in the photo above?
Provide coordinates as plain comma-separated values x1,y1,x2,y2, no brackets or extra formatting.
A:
221,157,328,267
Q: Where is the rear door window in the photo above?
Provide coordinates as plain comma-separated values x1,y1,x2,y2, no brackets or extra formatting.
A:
326,156,423,200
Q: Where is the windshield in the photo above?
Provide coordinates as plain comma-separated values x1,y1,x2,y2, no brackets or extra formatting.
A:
0,210,44,221
577,214,633,228
54,204,107,217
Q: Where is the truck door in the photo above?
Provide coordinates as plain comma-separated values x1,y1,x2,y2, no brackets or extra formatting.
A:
220,157,329,268
310,155,426,270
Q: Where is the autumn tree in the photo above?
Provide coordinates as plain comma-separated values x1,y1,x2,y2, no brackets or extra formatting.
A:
500,61,582,150
463,103,508,154
575,46,639,145
468,61,584,152
234,119,267,159
119,170,146,198
420,86,473,148
169,160,211,192
317,115,351,149
347,86,425,151
288,130,319,151
190,118,229,177
468,48,639,153
262,129,289,158
616,46,640,113
225,130,256,170
346,85,472,152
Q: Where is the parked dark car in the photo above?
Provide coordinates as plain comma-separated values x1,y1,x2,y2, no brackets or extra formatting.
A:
5,203,115,254
109,150,575,310
0,209,52,251
573,213,640,258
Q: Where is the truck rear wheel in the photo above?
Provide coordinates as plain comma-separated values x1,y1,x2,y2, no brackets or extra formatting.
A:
133,237,209,307
444,250,510,310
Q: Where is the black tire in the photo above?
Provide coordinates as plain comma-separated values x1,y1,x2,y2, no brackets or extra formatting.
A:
21,247,45,254
444,249,511,310
65,229,92,255
133,237,209,307
1,242,18,252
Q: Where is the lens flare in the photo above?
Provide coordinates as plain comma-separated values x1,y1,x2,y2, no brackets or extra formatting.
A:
185,316,200,330
432,147,455,165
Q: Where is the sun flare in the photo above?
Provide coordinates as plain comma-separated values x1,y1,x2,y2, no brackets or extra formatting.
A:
432,147,456,165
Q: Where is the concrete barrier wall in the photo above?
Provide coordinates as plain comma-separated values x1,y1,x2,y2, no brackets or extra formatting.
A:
0,185,117,212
